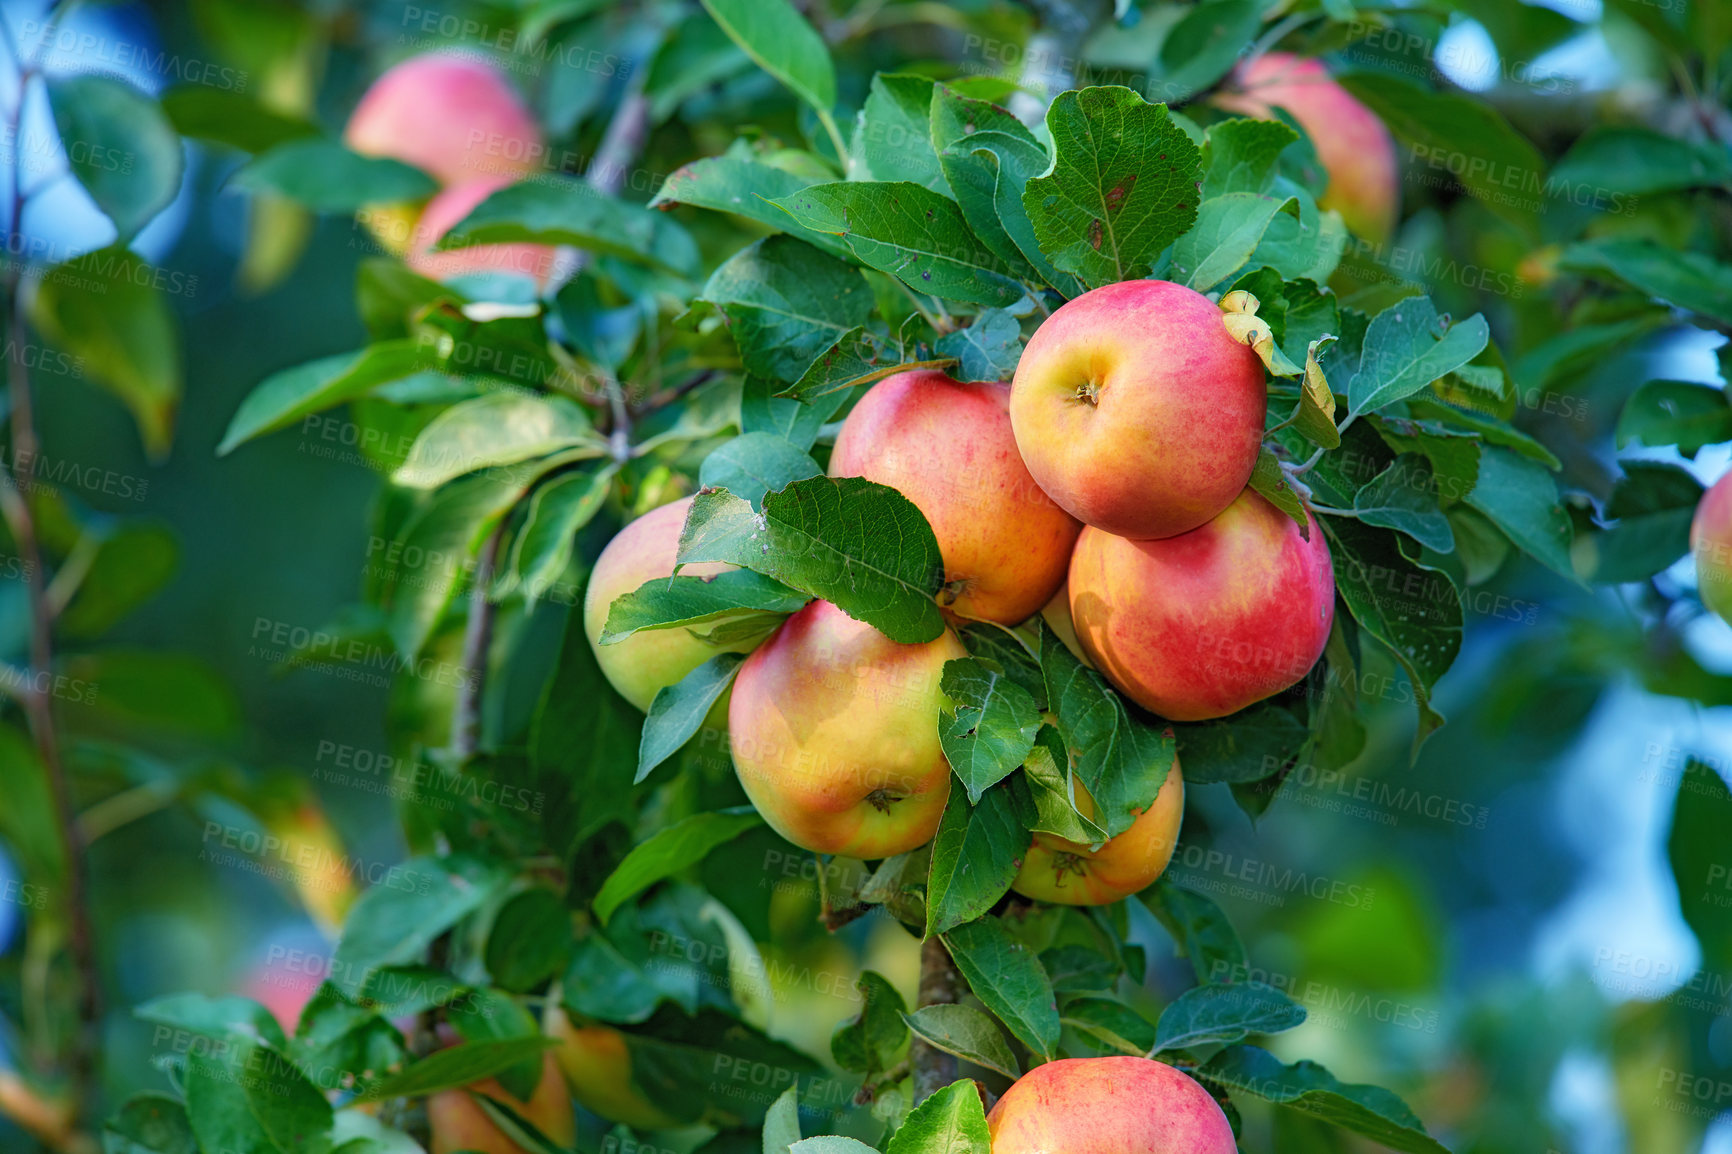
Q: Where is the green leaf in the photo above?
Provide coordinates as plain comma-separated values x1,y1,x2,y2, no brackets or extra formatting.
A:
652,157,853,261
883,1079,990,1154
392,393,600,489
942,917,1060,1061
1156,0,1270,103
1139,880,1247,984
63,651,237,738
1203,1046,1450,1154
926,777,1032,936
741,375,852,450
939,658,1043,801
1581,462,1702,585
1203,118,1300,199
1021,726,1105,844
856,74,943,189
1669,759,1732,975
332,857,506,993
506,466,616,604
1561,237,1732,327
1348,297,1489,417
1339,73,1544,233
1319,518,1462,754
219,342,429,455
1171,701,1309,785
775,182,1026,307
593,810,764,924
102,1093,199,1154
1038,622,1174,839
1023,86,1201,290
1351,455,1456,553
1153,982,1307,1053
231,138,436,212
1617,380,1732,458
831,971,909,1077
32,246,181,459
931,87,1045,273
935,309,1022,383
1548,125,1732,199
602,569,808,643
48,75,184,240
1464,448,1574,579
1061,996,1157,1055
135,992,290,1051
1172,193,1299,293
185,1039,334,1154
637,653,746,783
779,326,955,402
60,521,179,638
160,85,318,154
950,126,1086,297
700,0,837,113
765,1086,802,1154
353,1038,556,1102
677,476,947,644
484,888,570,993
791,1141,881,1154
440,176,699,275
900,1004,1020,1079
1248,448,1309,536
699,432,824,510
703,237,874,382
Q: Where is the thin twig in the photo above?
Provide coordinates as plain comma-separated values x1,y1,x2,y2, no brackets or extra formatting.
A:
451,523,505,760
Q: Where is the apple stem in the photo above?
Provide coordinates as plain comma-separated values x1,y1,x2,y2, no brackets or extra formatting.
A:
911,937,960,1101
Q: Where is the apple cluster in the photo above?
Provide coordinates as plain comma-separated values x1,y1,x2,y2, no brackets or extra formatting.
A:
586,278,1337,916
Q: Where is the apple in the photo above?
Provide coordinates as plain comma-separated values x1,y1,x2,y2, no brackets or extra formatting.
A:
1217,53,1399,243
407,175,559,286
1039,583,1092,667
829,370,1080,623
345,54,543,186
1068,489,1334,721
544,1008,684,1131
1009,280,1265,541
1012,759,1183,905
584,496,760,712
987,1056,1236,1154
426,1052,574,1154
1694,470,1732,620
728,599,966,858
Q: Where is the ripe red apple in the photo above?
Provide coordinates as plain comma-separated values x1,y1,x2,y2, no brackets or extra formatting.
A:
728,599,966,858
345,54,543,186
1009,280,1265,541
407,175,559,286
1068,490,1334,720
544,1009,683,1130
584,496,759,712
1012,759,1183,905
988,1056,1236,1154
829,370,1080,624
1218,53,1400,243
1694,471,1732,620
427,1052,574,1154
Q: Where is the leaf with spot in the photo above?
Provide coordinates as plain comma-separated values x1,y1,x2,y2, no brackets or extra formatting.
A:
939,658,1043,801
775,182,1026,306
1023,87,1201,291
935,309,1022,382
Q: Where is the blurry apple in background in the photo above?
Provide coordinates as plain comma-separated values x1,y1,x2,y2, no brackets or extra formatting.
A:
544,1008,684,1130
829,370,1080,623
427,1052,573,1154
1217,53,1400,243
406,174,559,287
987,1056,1237,1154
583,496,762,712
1694,471,1732,621
1069,490,1334,720
1012,760,1184,905
1010,280,1265,541
729,600,966,858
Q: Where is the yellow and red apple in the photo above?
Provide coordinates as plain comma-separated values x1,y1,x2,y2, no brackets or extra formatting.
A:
1218,53,1399,243
988,1056,1236,1154
829,370,1080,624
427,1052,574,1154
1069,489,1334,720
1009,280,1265,541
544,1009,683,1131
407,174,559,287
584,496,764,712
1694,471,1732,621
1012,759,1184,905
728,599,965,858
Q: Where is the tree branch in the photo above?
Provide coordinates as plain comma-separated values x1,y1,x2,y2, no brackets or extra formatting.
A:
451,522,505,760
910,936,959,1101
